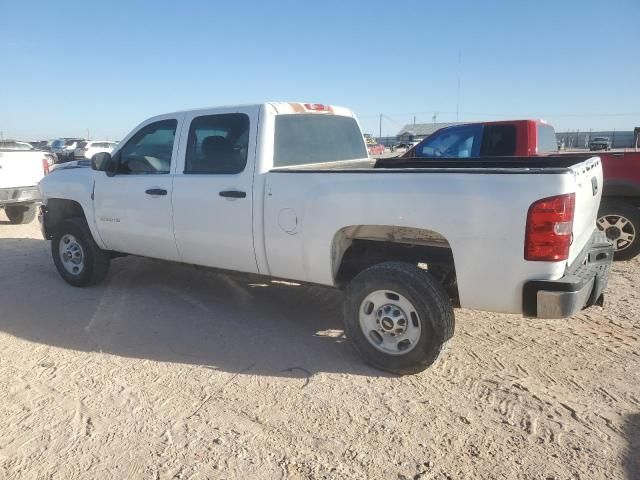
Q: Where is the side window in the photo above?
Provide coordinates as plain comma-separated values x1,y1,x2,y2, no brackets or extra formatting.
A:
481,125,516,156
117,119,177,174
185,113,250,174
417,125,483,158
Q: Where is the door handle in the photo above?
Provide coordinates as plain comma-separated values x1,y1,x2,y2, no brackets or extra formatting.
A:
145,188,167,196
219,190,246,198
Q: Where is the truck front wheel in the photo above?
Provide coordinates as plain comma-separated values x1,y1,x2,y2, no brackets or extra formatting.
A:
5,205,36,224
51,218,110,287
343,262,455,374
597,200,640,261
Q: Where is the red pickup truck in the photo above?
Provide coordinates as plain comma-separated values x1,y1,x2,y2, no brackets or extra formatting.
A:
396,120,640,260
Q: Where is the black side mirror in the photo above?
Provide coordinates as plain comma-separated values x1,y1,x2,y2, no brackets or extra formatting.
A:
91,152,116,176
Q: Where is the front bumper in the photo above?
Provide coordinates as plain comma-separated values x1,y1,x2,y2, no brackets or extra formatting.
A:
0,186,41,206
523,231,614,318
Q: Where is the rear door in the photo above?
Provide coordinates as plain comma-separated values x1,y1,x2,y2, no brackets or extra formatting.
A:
93,115,183,261
172,106,259,273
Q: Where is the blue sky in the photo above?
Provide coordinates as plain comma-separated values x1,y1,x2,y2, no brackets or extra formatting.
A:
1,0,639,140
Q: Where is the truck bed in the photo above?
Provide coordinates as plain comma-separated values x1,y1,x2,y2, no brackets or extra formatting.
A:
269,155,595,174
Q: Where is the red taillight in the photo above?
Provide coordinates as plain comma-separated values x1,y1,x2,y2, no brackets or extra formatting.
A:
304,103,330,111
42,158,50,175
524,193,575,261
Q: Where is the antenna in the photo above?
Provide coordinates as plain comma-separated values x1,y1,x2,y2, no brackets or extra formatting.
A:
456,50,462,122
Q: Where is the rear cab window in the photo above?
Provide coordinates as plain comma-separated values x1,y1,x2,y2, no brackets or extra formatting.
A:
273,114,367,167
537,123,558,154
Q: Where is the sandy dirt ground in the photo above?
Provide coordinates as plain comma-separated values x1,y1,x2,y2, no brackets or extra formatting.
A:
0,213,638,480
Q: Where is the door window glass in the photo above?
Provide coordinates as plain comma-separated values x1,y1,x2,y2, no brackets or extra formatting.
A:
185,114,250,174
117,119,177,174
416,124,483,158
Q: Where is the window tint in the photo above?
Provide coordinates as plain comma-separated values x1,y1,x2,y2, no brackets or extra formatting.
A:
416,124,483,158
117,119,177,174
274,114,367,167
537,124,558,154
77,141,87,149
184,114,249,174
481,124,516,156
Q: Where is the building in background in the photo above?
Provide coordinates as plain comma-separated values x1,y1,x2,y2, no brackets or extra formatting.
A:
395,122,463,143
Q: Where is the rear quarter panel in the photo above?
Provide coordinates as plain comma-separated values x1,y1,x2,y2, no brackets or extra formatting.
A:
263,170,577,314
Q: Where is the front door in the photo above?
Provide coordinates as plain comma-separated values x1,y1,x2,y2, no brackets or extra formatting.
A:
93,116,182,261
172,107,258,273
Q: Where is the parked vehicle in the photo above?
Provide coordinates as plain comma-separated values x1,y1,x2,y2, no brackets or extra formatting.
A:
368,144,385,155
0,140,34,150
51,138,85,163
399,119,640,260
39,103,612,374
590,137,612,151
74,141,118,160
0,142,50,224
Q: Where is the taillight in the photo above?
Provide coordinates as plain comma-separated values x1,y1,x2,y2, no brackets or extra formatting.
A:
304,103,330,112
42,158,50,175
524,193,575,261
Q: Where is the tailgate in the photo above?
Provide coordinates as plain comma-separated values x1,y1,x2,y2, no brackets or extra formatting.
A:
568,156,603,264
0,151,46,189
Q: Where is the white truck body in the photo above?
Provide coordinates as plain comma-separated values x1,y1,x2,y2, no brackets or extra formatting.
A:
40,102,607,313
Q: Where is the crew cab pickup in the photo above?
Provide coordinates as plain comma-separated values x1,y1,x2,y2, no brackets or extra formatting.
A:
0,144,51,224
39,103,613,374
399,119,640,260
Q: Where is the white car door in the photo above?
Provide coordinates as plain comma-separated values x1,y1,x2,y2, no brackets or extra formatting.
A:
93,114,184,261
172,106,259,273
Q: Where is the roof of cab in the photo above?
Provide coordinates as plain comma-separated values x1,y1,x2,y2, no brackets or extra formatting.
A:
157,102,355,118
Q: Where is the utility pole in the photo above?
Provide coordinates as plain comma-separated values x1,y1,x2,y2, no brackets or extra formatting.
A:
413,116,416,125
379,113,382,139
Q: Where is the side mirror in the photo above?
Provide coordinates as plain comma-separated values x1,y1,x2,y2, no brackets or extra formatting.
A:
91,152,116,176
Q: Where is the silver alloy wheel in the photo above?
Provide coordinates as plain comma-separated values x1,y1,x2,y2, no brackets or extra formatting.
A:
359,290,422,356
59,234,85,275
597,214,636,251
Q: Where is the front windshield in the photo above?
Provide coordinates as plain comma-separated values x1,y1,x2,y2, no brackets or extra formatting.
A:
414,124,483,158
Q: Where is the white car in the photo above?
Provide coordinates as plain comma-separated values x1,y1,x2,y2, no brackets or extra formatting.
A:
39,102,613,374
74,141,118,160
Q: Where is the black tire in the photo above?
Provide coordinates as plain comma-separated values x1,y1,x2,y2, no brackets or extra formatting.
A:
343,262,455,375
597,200,640,261
5,205,36,224
51,217,110,286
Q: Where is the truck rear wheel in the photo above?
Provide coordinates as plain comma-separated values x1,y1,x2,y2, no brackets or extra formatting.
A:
597,200,640,261
5,205,36,224
343,262,455,375
51,218,110,286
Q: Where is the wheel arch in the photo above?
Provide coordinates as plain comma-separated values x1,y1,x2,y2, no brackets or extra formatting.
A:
42,198,90,239
330,225,459,301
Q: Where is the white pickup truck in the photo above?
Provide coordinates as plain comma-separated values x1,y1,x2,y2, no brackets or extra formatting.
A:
0,143,51,224
38,102,613,374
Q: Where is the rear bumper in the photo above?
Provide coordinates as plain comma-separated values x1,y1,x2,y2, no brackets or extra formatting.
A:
523,231,614,318
0,186,41,206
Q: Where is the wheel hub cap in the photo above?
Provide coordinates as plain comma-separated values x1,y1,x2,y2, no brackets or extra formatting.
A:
59,234,85,275
359,290,422,356
376,304,408,336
